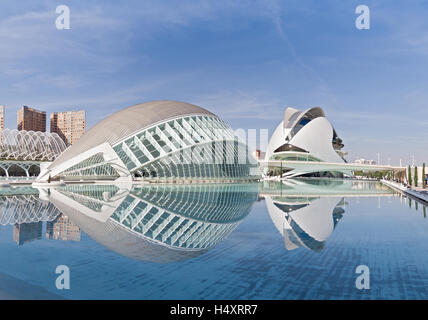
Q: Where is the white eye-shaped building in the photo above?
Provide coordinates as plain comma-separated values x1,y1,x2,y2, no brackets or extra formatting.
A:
37,100,258,183
264,107,349,178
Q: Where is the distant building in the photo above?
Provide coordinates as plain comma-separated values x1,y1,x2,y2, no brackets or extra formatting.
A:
252,149,266,161
0,105,4,130
354,158,376,165
13,222,42,246
50,110,85,146
46,214,81,242
17,106,46,132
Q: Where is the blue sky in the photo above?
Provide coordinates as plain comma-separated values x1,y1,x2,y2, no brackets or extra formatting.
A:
0,0,427,165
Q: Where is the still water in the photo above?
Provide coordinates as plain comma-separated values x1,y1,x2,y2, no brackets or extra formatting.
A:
0,179,427,300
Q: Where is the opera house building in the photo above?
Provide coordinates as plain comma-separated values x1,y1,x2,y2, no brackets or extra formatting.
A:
37,100,258,183
264,107,350,178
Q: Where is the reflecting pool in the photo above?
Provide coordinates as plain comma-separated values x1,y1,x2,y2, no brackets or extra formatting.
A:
0,179,428,299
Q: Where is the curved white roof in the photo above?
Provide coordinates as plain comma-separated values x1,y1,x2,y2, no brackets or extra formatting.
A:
284,107,325,128
49,100,216,169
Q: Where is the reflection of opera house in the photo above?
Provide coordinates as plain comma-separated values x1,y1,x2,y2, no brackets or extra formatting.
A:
37,101,258,183
46,183,258,262
264,107,351,178
261,179,393,252
265,194,345,252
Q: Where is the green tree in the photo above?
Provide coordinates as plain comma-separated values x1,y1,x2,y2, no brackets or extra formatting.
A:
415,166,418,187
423,163,426,189
408,165,412,186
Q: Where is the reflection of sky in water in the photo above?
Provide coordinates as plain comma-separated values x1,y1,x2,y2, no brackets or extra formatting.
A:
0,179,427,299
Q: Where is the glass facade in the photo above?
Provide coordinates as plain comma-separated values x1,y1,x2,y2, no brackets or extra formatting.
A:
58,114,258,181
59,153,119,180
55,184,121,211
271,153,321,162
108,184,258,249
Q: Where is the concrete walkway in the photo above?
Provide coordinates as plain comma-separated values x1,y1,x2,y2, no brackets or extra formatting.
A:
381,179,428,204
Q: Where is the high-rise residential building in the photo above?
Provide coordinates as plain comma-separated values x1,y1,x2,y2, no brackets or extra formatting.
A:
0,105,5,130
17,106,46,132
50,110,85,146
46,214,81,242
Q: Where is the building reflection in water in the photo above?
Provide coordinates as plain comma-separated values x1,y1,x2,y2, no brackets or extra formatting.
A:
265,195,345,252
260,179,394,252
46,215,81,242
14,222,43,245
0,187,80,245
46,183,259,262
0,187,60,226
3,179,421,256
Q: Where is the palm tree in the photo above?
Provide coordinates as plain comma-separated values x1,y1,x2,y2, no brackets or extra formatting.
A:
423,163,426,189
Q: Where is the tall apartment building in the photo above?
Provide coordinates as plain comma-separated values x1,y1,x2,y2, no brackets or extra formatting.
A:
17,106,46,132
0,105,5,130
50,110,85,146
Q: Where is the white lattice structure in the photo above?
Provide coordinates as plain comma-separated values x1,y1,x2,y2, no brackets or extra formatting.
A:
0,188,61,225
0,129,66,161
0,129,67,177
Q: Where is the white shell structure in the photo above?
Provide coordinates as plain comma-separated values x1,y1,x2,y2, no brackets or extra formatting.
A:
37,100,258,182
265,107,349,177
0,129,67,161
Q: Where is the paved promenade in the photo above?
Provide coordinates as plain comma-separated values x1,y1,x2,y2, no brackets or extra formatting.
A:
381,179,428,204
